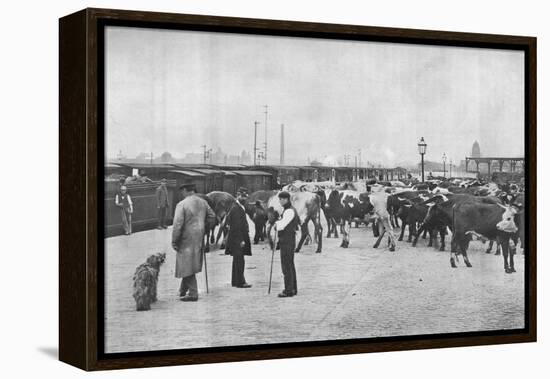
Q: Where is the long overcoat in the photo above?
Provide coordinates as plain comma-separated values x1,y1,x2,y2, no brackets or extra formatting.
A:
171,195,216,278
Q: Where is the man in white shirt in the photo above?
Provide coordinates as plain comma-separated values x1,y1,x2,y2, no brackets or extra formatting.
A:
115,185,133,235
274,191,299,297
370,185,396,251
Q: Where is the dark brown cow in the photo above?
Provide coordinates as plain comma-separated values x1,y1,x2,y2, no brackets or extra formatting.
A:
201,191,237,250
246,190,278,244
424,196,519,273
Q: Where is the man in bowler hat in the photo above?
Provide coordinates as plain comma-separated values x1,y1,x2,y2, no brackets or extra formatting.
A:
172,181,216,301
274,191,299,297
225,187,252,288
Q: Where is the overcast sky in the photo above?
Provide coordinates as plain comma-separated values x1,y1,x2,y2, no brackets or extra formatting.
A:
105,26,525,166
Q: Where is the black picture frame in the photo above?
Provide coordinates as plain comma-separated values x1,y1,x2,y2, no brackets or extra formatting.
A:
59,8,537,371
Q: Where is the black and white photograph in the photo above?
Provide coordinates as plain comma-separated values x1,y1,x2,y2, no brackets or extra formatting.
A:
103,25,527,354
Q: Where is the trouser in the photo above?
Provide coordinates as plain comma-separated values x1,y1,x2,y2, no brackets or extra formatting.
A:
158,206,167,228
378,215,396,247
231,253,246,286
121,209,132,234
254,222,264,243
179,274,198,297
280,239,297,295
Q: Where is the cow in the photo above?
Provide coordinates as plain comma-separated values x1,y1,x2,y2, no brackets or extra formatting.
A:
266,191,323,253
420,194,502,253
423,196,519,272
247,190,278,245
281,183,330,235
407,202,447,251
396,197,428,243
325,190,373,248
387,190,430,228
202,191,237,250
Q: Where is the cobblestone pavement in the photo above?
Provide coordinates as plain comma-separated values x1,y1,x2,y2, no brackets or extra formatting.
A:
104,219,525,353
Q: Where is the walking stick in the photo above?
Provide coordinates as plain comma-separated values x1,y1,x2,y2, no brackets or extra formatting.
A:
202,241,209,294
268,228,277,294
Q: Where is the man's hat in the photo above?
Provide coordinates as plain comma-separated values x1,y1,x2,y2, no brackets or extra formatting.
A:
237,187,249,195
161,178,167,183
179,180,196,191
278,191,291,200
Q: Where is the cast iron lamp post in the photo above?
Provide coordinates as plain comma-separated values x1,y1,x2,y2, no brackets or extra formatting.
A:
418,137,427,182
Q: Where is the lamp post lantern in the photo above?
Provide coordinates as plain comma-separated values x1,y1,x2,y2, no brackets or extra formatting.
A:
417,137,427,182
442,153,447,178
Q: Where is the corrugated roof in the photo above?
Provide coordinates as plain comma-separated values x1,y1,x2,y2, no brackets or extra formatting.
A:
167,170,205,177
190,168,224,175
232,170,272,176
116,163,175,169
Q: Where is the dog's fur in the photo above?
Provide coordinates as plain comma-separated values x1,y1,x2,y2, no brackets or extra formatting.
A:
132,252,166,311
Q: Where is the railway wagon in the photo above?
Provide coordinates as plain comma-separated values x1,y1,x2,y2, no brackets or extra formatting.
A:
104,179,177,237
309,166,337,182
190,168,225,193
248,165,301,187
115,163,176,180
232,170,273,192
105,162,128,177
219,170,238,194
162,169,208,196
334,166,354,182
171,164,225,193
298,166,317,182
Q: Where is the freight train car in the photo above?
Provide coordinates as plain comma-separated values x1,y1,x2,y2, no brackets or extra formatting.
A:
232,170,273,193
247,165,301,188
104,179,177,237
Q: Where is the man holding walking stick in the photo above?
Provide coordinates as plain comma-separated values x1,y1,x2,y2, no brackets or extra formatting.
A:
225,187,252,288
171,181,216,302
273,191,299,298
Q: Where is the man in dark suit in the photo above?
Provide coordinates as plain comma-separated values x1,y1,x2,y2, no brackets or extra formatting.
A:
156,178,170,229
225,187,252,288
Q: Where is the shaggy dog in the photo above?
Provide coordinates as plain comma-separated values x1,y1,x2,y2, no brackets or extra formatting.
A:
132,252,166,311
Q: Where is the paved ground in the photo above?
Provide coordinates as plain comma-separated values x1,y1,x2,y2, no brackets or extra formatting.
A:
104,218,525,353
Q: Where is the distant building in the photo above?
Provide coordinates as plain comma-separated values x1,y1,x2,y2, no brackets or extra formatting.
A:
211,147,225,164
183,152,203,164
471,141,481,158
240,150,252,165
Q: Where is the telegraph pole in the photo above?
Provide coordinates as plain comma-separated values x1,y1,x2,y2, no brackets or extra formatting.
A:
150,152,153,164
201,145,211,164
253,121,259,166
263,105,268,164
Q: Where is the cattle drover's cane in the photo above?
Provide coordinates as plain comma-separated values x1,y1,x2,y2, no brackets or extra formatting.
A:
202,240,209,294
268,227,277,294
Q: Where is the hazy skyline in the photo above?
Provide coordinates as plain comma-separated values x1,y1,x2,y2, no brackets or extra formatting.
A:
105,26,525,166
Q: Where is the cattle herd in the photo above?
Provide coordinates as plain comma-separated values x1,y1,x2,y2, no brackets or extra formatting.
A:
199,177,525,274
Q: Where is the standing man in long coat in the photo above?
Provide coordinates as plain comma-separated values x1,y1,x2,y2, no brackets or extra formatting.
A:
225,187,252,288
171,182,216,302
156,178,170,229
